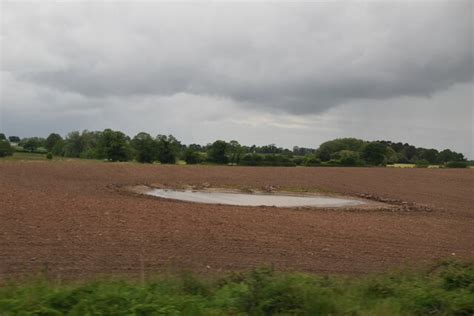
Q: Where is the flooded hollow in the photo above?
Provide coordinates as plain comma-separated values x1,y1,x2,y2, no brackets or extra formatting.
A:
143,188,366,208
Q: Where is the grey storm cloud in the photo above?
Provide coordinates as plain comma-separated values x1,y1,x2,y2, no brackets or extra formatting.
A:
2,1,472,114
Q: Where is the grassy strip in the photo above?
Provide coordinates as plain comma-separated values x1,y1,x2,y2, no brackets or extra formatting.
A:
1,260,473,315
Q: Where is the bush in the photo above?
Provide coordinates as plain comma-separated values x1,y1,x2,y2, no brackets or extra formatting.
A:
445,161,469,168
415,159,430,168
46,152,53,160
0,140,14,157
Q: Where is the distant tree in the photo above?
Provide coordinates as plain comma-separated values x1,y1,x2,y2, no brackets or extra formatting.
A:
293,146,315,156
63,131,84,157
51,141,65,156
420,148,439,164
156,134,180,164
316,138,366,161
8,136,21,143
0,140,14,157
304,156,321,166
255,144,280,154
228,140,243,164
336,150,363,166
362,142,387,166
63,130,101,158
401,145,417,162
131,132,157,163
97,129,131,162
385,147,399,164
207,140,228,164
20,137,45,152
80,130,102,159
183,148,201,164
240,153,264,166
438,149,465,163
45,133,63,152
188,144,203,152
0,133,6,141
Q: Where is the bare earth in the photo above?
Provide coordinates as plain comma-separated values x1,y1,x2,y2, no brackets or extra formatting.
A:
1,161,473,280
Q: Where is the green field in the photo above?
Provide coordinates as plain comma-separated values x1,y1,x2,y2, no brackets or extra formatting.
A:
1,260,473,316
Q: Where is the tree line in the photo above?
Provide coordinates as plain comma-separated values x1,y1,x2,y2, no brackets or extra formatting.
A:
0,131,469,167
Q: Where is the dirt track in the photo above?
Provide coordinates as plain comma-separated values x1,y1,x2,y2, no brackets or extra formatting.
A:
1,161,473,280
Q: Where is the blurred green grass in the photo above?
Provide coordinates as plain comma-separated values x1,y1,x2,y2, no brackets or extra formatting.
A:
1,259,473,315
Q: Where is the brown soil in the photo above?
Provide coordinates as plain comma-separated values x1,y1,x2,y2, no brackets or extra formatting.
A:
1,161,473,280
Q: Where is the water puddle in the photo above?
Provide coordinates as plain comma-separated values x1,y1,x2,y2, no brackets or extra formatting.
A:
143,188,366,208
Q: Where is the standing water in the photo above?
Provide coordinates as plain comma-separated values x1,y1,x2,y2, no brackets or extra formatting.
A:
145,188,365,208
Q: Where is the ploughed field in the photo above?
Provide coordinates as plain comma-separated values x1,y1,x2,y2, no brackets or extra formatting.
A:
1,161,473,280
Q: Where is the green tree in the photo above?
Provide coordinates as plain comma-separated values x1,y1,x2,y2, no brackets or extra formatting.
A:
420,149,439,164
63,130,101,158
336,150,363,166
20,137,44,152
45,133,63,152
0,140,14,157
63,131,84,157
156,134,180,164
208,140,228,164
8,136,20,143
131,132,157,163
228,140,243,164
438,149,465,163
80,131,102,159
183,148,201,164
362,142,388,166
97,129,131,162
0,133,6,141
316,138,366,161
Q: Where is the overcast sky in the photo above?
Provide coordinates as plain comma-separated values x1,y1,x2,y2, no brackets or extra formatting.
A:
1,1,473,157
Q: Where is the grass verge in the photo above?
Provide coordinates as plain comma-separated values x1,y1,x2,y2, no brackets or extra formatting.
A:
1,260,473,315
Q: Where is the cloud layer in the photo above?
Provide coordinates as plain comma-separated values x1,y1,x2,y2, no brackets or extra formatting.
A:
1,1,473,156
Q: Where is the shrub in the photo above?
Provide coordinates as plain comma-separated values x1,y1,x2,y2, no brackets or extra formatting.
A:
445,161,469,168
46,152,53,160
